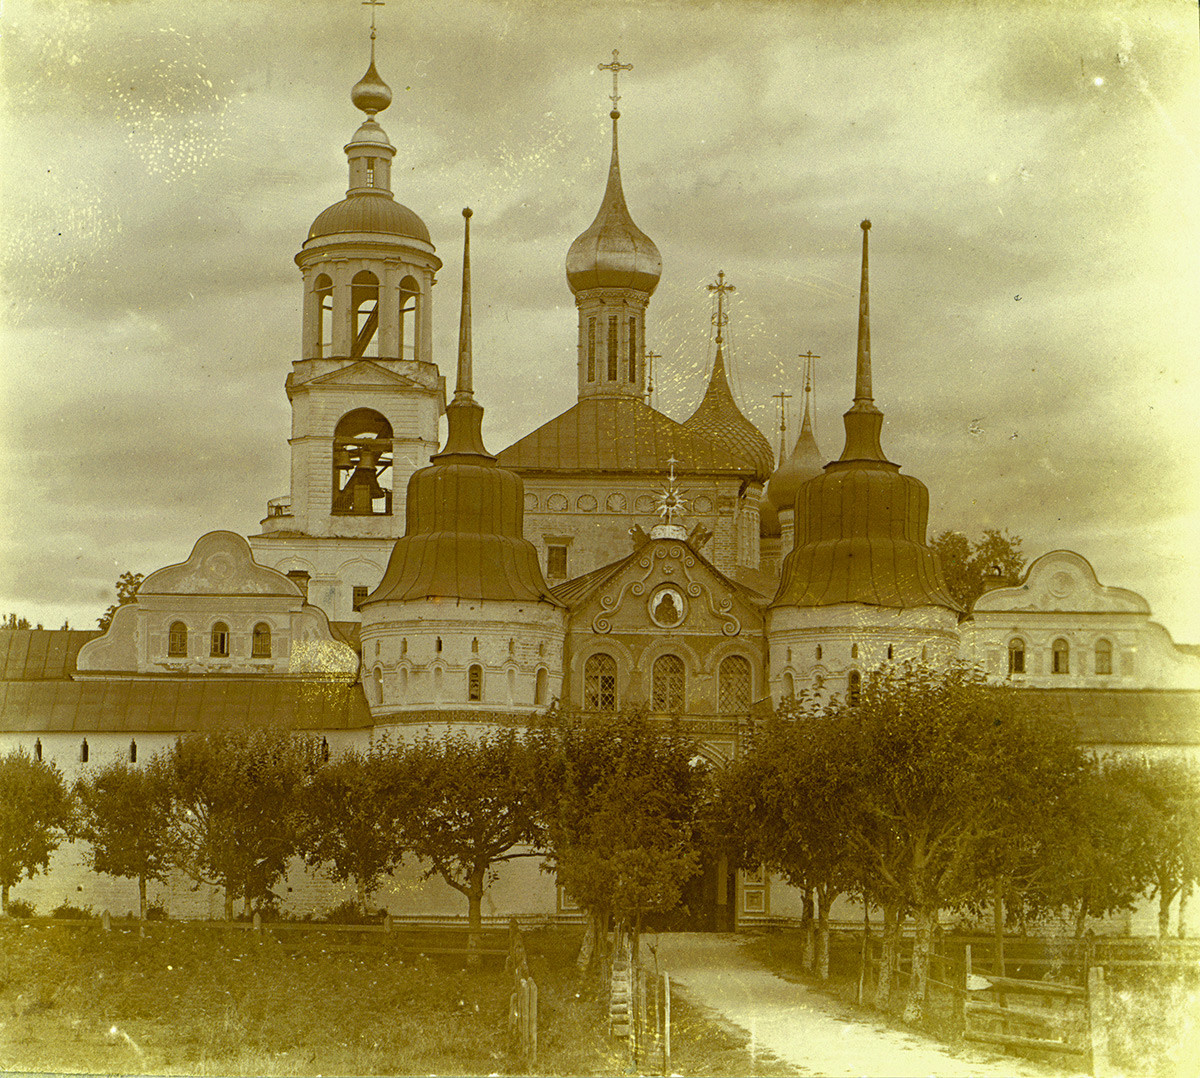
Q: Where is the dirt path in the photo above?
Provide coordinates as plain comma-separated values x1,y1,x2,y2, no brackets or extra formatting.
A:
644,933,1065,1077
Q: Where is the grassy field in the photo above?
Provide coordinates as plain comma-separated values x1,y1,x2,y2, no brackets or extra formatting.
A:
0,919,799,1075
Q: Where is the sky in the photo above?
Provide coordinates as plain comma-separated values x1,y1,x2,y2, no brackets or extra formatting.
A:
1,0,1198,639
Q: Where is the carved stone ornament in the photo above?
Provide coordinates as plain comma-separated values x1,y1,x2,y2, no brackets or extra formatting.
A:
648,584,686,628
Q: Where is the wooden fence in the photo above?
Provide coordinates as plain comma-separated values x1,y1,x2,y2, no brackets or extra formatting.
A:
506,920,538,1068
609,936,672,1075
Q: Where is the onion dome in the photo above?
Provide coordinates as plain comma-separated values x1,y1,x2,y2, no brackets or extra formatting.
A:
768,393,824,512
759,492,781,538
773,222,959,612
566,108,661,295
367,211,562,607
306,45,431,245
683,343,774,482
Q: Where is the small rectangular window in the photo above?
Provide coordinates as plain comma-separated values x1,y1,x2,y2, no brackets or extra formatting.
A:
607,316,618,380
353,586,369,611
587,319,596,381
366,159,375,187
628,317,637,382
547,545,567,579
468,665,483,702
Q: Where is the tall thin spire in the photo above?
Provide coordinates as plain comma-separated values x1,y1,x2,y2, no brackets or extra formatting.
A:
799,350,817,439
837,220,889,465
433,209,492,462
456,208,474,400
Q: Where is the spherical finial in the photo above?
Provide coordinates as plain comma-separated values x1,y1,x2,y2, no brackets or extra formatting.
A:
610,109,620,120
463,207,473,219
861,219,871,231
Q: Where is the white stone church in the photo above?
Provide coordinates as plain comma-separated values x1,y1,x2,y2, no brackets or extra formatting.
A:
2,38,1197,928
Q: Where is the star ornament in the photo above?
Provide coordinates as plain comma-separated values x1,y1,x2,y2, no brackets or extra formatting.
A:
654,479,690,525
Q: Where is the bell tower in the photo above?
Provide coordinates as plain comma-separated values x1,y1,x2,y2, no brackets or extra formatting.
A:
250,12,445,623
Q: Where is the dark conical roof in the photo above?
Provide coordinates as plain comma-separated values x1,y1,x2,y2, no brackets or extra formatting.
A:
368,211,561,608
772,222,958,612
682,343,774,482
767,395,824,512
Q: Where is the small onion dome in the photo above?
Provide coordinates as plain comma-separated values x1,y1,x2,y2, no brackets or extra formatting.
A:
759,492,781,539
351,58,392,116
308,198,431,243
682,346,774,482
566,114,661,295
767,407,824,512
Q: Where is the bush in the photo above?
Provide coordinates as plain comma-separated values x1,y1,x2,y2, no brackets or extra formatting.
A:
324,899,386,924
145,900,169,921
50,902,94,919
5,897,35,918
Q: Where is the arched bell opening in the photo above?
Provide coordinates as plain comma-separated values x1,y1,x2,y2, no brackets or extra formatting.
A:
332,408,394,516
399,275,420,362
314,273,334,358
351,271,380,358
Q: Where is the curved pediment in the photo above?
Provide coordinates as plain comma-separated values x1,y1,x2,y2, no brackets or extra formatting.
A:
141,532,304,597
972,550,1150,616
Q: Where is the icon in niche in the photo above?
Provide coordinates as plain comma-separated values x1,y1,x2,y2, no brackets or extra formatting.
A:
649,585,686,628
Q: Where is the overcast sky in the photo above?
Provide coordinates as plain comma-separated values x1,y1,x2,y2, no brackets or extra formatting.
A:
2,0,1198,640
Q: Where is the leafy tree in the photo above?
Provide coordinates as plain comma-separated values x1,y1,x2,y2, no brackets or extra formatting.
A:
533,709,706,971
297,742,407,912
930,528,1025,611
391,728,542,953
97,571,144,632
166,729,315,919
1,613,31,630
0,748,73,913
75,756,175,918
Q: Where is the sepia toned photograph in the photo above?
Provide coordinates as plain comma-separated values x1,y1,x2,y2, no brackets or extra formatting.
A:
1,0,1198,1074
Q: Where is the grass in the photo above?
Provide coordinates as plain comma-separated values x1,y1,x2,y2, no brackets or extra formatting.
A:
0,920,800,1075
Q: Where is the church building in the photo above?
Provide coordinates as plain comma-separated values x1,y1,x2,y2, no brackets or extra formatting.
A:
2,30,1197,930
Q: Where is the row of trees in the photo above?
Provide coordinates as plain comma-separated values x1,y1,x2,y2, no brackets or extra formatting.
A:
717,664,1200,1021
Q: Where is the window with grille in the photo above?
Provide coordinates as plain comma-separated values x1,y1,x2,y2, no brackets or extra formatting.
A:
468,664,483,702
584,653,617,712
652,654,685,713
352,586,369,611
211,622,230,658
719,655,751,715
1008,638,1025,674
847,670,861,706
547,545,568,579
168,621,188,657
252,623,272,658
1094,639,1113,675
1052,639,1069,674
607,316,618,380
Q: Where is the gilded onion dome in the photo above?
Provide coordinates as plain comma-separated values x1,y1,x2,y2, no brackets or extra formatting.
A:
565,107,662,296
773,222,960,612
306,41,431,245
768,391,824,512
368,211,562,607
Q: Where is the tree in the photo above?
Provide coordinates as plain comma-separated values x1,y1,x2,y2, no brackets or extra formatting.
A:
0,748,73,914
166,729,315,919
391,728,542,953
97,571,144,632
930,528,1025,611
533,709,706,972
296,743,406,912
75,756,175,918
1,613,31,630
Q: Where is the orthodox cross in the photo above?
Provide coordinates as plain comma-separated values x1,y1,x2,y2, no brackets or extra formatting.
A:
645,350,661,404
798,349,820,394
598,49,633,112
666,454,680,484
708,270,735,344
773,388,793,456
362,0,384,35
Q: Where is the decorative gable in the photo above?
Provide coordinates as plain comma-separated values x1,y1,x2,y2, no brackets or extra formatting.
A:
974,550,1150,616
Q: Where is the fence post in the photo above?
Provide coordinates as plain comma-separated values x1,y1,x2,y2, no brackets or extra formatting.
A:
383,914,392,934
663,972,671,1076
1087,966,1110,1078
529,977,537,1067
956,942,969,1036
101,910,111,932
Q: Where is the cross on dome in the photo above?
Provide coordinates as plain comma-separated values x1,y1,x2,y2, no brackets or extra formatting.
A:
598,49,633,114
708,270,735,344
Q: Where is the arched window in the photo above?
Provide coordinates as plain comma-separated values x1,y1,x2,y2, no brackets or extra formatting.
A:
168,621,188,658
129,739,137,764
783,672,795,699
210,622,230,658
847,671,861,707
471,637,479,653
351,270,379,358
468,664,483,702
399,275,419,361
332,409,393,516
535,667,549,706
851,643,859,659
252,623,272,658
314,273,333,357
1008,638,1026,675
719,655,751,716
399,667,408,702
34,738,42,762
435,636,443,653
651,654,685,713
80,738,89,764
373,665,384,705
401,637,408,655
507,668,516,706
584,653,617,712
815,644,822,661
887,644,894,660
1094,639,1113,676
1052,638,1070,674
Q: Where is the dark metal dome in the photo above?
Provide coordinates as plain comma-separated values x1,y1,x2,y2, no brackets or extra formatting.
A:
308,195,431,243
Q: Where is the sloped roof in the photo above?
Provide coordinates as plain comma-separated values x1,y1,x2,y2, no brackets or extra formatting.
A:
497,397,757,476
0,677,372,734
1029,689,1200,747
0,630,99,681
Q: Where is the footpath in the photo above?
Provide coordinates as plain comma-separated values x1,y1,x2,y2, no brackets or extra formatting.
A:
646,933,1068,1077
